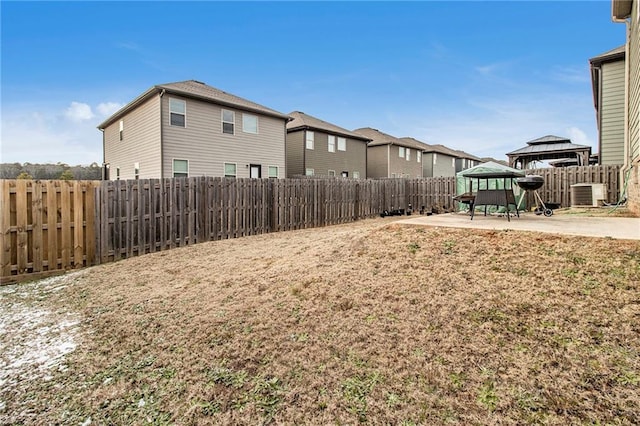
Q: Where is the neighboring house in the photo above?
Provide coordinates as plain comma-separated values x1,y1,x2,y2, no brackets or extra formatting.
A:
401,137,458,177
589,45,626,165
453,150,482,173
285,111,370,178
97,80,290,180
354,128,424,178
612,0,640,214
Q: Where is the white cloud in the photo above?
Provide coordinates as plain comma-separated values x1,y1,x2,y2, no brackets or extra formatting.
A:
96,102,124,117
1,105,104,165
64,102,94,122
566,126,593,147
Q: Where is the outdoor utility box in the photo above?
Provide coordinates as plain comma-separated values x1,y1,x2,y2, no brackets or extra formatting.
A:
570,183,606,207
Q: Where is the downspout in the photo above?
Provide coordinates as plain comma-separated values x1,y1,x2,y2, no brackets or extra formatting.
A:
613,12,631,198
100,128,106,180
159,89,166,179
387,144,391,177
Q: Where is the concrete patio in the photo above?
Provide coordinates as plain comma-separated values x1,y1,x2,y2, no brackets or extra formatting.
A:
395,212,640,240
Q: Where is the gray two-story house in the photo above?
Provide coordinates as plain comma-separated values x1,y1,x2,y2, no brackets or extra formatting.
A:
590,45,626,165
355,128,425,178
400,137,459,177
286,111,370,178
98,80,291,180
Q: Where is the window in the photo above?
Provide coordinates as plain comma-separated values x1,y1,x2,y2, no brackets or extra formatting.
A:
406,148,410,161
328,170,336,177
116,167,120,180
224,163,237,178
305,168,314,176
169,98,186,127
391,173,396,178
341,171,348,178
452,158,455,167
119,120,124,141
306,131,314,150
134,162,140,180
268,166,279,178
328,135,336,152
433,153,438,164
417,151,421,163
222,110,235,134
337,137,346,151
399,147,405,158
173,159,188,178
353,171,360,179
242,113,258,134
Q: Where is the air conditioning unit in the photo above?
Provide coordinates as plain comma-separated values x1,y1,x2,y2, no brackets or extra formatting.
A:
570,183,607,207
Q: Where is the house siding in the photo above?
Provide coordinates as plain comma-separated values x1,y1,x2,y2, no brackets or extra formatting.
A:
161,95,287,178
285,130,305,177
600,60,626,164
629,0,640,163
103,95,161,180
301,130,367,177
367,145,389,178
426,153,457,177
388,145,422,178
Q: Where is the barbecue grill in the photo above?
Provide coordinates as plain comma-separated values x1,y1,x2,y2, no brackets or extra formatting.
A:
516,175,553,217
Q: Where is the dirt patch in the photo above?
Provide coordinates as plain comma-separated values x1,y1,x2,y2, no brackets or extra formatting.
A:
1,217,639,424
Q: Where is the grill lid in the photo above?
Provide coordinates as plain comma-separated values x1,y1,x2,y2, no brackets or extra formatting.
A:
516,175,544,190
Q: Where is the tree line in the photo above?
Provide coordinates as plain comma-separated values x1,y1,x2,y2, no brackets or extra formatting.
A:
0,162,102,180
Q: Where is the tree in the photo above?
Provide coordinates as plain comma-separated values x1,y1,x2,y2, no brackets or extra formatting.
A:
16,171,33,179
59,170,74,180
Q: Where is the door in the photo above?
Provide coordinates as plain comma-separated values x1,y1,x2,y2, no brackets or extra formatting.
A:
250,164,261,178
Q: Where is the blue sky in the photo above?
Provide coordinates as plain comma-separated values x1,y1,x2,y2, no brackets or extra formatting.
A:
0,1,626,166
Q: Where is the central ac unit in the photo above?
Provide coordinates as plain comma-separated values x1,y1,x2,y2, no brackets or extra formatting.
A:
570,183,606,207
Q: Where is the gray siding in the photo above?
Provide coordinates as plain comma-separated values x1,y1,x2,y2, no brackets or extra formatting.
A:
424,152,457,177
302,131,367,178
388,145,423,178
367,145,389,178
103,95,161,180
630,0,640,162
285,130,305,177
600,60,626,164
161,95,287,178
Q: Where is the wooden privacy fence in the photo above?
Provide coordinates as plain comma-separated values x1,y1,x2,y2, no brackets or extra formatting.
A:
0,180,100,280
0,165,622,282
94,177,456,263
523,165,621,207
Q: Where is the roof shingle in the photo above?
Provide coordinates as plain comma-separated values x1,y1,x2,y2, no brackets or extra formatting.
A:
286,111,371,141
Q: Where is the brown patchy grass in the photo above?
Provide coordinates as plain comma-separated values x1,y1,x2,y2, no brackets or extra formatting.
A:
2,217,640,425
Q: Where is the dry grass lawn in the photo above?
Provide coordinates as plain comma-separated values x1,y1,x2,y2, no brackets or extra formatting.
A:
1,217,639,425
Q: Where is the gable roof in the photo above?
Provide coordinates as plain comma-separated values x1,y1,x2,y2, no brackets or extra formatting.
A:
98,80,290,129
354,128,427,150
286,111,371,141
452,149,483,161
589,45,625,65
400,137,458,156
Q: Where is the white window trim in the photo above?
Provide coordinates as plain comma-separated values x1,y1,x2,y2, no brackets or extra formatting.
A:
452,158,455,167
305,168,314,176
242,113,258,134
399,146,405,158
268,165,279,178
337,137,346,151
406,148,410,161
306,131,314,150
417,151,421,163
434,153,438,165
134,162,140,180
353,171,360,179
119,120,124,141
169,98,186,127
328,169,336,177
222,109,235,135
224,162,237,178
328,135,336,153
172,158,189,178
